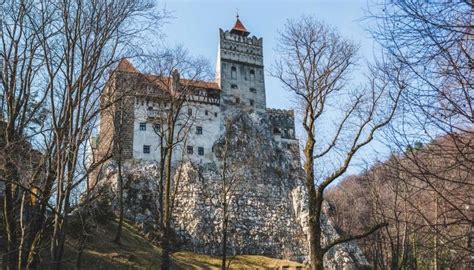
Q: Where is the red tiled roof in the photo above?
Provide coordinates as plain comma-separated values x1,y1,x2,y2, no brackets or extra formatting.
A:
233,18,248,33
231,16,250,36
145,75,220,91
114,59,220,92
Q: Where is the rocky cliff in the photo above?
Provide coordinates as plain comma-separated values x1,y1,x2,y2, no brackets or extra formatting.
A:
99,112,370,269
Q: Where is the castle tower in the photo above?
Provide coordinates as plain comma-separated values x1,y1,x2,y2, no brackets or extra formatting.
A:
216,15,266,114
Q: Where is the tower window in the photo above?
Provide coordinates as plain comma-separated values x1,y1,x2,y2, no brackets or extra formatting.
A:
198,147,204,156
143,145,150,154
187,146,193,154
250,99,255,106
231,84,238,89
205,110,209,116
153,123,160,131
188,108,192,116
214,112,218,117
196,126,203,135
250,88,257,93
250,70,255,81
139,122,146,131
231,66,237,79
236,97,240,104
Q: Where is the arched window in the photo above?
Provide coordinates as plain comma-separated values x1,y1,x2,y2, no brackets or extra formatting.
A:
250,70,255,81
231,66,237,79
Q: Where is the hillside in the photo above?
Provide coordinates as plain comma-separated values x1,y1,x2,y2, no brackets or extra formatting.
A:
64,219,307,269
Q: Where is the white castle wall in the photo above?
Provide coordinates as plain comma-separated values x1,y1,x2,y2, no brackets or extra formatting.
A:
132,97,222,164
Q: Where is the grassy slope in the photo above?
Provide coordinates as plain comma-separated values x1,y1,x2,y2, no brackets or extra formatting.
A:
65,219,307,269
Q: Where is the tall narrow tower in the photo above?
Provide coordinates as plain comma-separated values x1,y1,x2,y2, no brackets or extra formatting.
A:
216,16,266,114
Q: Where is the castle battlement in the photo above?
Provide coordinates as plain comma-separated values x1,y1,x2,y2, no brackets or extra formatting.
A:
219,29,263,47
267,108,296,141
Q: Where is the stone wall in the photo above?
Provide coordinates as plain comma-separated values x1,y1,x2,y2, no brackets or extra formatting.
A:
267,108,296,139
217,29,266,114
97,71,139,162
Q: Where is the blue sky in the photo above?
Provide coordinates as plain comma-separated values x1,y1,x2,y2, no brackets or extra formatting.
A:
157,0,376,110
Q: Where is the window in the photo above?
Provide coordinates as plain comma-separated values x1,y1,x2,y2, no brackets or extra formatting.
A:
249,99,254,106
188,108,192,116
231,66,237,79
250,88,257,93
139,122,146,131
143,145,150,154
231,84,238,89
198,147,204,156
153,123,160,131
250,70,255,81
196,126,203,135
187,146,193,154
214,112,218,117
236,97,240,104
205,110,209,116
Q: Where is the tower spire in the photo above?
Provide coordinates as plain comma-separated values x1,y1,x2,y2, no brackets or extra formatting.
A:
230,12,250,37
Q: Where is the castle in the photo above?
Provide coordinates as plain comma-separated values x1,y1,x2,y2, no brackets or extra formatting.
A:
95,17,370,268
96,16,297,164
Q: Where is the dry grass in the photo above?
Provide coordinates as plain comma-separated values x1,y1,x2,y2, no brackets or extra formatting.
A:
63,219,307,269
64,219,162,269
172,251,307,270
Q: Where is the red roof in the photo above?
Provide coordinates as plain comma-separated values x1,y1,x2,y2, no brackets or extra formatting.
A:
145,75,220,91
231,16,250,36
114,59,220,92
116,59,139,73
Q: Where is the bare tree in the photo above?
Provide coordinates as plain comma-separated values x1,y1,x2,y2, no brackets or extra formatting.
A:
328,139,473,269
273,16,401,270
213,118,251,270
368,2,473,268
0,0,161,268
142,47,211,270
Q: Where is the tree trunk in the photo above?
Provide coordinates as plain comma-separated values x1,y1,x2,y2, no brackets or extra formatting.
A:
161,124,175,270
221,214,228,270
161,227,171,270
303,130,325,270
3,180,18,270
114,158,124,244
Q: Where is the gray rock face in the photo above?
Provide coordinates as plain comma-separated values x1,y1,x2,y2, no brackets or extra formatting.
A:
101,112,369,269
170,112,307,262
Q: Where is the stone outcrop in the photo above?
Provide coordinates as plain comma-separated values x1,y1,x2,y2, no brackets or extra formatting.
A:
101,112,370,269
